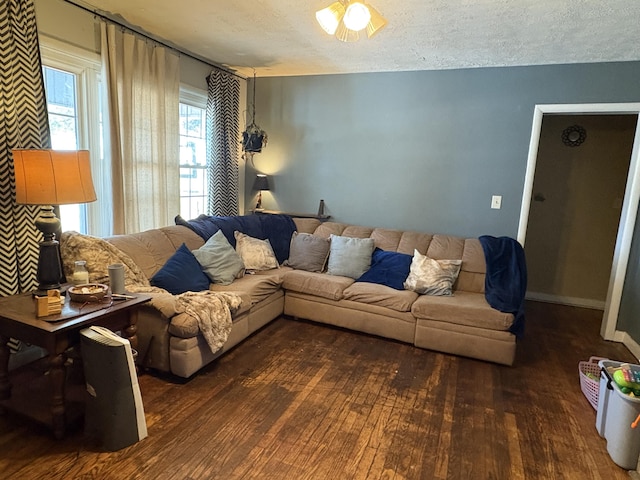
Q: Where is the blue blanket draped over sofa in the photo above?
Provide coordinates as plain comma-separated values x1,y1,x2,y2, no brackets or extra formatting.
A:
175,214,297,264
479,235,527,337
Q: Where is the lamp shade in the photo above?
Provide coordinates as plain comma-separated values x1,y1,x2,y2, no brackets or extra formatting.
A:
13,149,97,205
336,20,360,42
343,2,371,31
253,174,270,191
316,1,346,35
365,4,388,38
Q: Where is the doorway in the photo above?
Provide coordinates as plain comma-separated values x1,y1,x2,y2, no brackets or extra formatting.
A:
518,103,640,341
525,114,636,308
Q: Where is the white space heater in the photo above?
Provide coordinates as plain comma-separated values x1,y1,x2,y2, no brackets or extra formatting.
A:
80,326,148,451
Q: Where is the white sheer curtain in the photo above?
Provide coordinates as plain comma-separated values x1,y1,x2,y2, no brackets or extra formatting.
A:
100,22,180,234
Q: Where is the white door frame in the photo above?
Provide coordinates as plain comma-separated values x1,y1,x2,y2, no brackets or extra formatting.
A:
518,103,640,341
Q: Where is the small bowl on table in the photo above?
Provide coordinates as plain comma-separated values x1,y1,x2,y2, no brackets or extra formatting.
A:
67,283,109,303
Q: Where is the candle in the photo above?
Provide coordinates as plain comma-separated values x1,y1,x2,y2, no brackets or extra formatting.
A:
72,260,89,285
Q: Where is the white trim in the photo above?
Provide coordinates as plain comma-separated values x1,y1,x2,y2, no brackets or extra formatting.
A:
518,103,640,342
620,332,640,363
517,106,543,245
179,84,207,108
39,35,102,152
39,34,100,69
525,292,605,310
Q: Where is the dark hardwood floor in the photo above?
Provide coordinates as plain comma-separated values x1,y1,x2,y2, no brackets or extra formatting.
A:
0,301,637,479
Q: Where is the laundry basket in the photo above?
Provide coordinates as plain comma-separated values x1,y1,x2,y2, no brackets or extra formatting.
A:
579,356,606,410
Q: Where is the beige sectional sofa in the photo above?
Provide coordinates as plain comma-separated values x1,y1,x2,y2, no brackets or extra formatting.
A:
93,216,521,378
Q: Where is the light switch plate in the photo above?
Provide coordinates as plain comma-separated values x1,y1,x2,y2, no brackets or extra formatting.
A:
491,195,502,209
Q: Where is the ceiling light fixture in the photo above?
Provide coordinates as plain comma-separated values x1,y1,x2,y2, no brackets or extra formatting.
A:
316,1,387,42
343,2,371,31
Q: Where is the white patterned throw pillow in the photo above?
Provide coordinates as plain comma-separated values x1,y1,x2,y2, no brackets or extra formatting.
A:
234,231,279,271
403,249,462,296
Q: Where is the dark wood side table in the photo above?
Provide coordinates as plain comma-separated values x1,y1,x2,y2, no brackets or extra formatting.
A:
0,291,151,439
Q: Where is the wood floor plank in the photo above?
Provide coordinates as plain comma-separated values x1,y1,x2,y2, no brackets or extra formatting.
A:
0,301,637,479
504,411,526,479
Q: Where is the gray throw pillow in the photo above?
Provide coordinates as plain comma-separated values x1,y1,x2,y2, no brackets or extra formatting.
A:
326,234,375,279
285,232,330,272
192,230,245,285
403,249,462,296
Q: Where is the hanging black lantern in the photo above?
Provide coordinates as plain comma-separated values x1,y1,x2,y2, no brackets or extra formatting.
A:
242,72,268,153
242,125,267,153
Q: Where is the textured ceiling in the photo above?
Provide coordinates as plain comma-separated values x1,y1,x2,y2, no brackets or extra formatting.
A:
74,0,640,77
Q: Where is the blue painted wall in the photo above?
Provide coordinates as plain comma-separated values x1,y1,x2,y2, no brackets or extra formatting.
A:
247,62,640,238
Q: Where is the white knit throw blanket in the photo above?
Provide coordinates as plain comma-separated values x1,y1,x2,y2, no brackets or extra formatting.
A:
60,231,242,353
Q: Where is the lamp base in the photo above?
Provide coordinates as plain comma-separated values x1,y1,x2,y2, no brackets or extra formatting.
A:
36,238,63,293
34,206,63,293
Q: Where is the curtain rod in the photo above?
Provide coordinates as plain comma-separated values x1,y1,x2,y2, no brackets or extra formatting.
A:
62,0,246,80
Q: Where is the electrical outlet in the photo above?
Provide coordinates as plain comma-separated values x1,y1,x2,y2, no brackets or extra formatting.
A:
491,195,502,209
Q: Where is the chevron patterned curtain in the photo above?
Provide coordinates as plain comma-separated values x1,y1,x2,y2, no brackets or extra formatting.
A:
0,0,50,295
206,70,240,216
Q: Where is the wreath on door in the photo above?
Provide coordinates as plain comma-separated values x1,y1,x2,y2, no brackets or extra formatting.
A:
561,125,586,147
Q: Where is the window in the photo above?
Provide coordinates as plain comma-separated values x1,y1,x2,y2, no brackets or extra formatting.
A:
43,66,84,232
40,36,106,235
44,67,78,149
179,87,208,220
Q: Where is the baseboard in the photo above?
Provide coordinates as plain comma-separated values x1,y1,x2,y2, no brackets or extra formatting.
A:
525,292,605,310
619,331,640,363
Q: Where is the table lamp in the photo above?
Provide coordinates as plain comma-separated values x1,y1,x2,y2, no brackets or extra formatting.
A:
253,174,270,211
12,149,97,294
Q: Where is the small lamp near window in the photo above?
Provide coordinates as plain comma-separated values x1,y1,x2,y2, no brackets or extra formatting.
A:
253,174,270,211
12,149,97,295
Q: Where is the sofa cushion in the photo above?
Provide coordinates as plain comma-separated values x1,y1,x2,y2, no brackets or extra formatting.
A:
234,231,279,271
369,228,404,252
61,231,150,288
106,225,204,280
343,282,418,312
168,312,200,338
356,248,412,290
292,217,322,234
283,270,354,301
313,222,348,238
427,235,465,260
411,290,514,332
284,232,330,272
150,243,210,294
209,271,284,305
192,230,245,285
396,231,434,256
404,249,462,296
326,234,375,279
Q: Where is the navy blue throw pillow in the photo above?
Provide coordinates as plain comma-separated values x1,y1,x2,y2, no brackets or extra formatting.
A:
150,243,210,294
356,248,413,290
